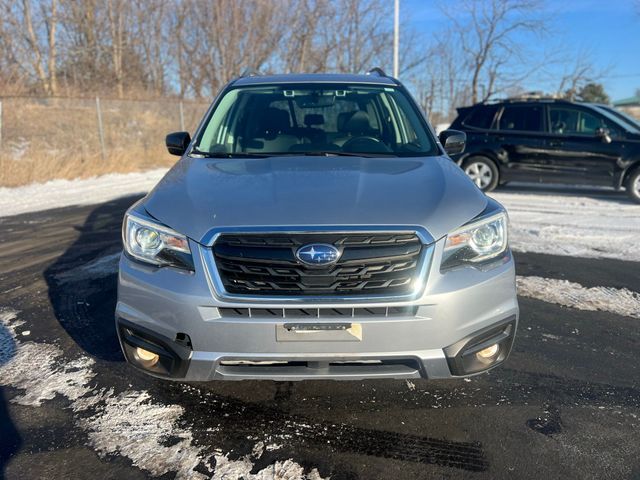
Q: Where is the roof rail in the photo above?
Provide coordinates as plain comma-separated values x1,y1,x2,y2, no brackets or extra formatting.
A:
481,94,571,106
239,68,260,78
367,67,387,77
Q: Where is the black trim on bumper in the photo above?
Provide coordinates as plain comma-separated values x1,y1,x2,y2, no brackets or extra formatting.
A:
444,315,517,376
117,318,192,378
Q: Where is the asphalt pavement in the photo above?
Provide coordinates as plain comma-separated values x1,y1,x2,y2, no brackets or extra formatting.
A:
0,195,639,479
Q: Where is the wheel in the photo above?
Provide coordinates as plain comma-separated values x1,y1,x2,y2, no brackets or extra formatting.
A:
626,168,640,204
463,157,499,192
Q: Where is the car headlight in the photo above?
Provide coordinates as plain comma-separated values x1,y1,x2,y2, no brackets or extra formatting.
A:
123,212,194,270
441,212,508,270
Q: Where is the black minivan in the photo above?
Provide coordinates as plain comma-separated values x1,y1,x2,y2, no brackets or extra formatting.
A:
448,98,640,203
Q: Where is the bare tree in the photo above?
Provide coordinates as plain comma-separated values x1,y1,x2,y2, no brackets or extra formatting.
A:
186,0,285,96
281,0,333,73
106,0,128,98
555,50,601,100
130,0,169,95
441,0,547,104
58,0,103,91
330,0,392,73
412,30,470,122
0,0,59,95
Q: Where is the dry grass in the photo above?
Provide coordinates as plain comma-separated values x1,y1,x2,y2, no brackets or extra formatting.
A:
0,97,208,187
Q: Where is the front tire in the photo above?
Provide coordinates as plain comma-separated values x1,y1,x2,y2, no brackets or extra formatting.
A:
463,156,499,192
626,169,640,204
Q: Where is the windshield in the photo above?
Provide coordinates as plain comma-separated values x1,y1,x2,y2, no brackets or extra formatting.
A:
591,105,640,134
194,84,438,157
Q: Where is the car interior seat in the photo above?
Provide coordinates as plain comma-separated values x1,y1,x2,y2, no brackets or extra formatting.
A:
244,107,299,153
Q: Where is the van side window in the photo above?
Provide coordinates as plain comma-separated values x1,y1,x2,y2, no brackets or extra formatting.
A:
549,106,620,137
463,105,498,129
498,105,543,132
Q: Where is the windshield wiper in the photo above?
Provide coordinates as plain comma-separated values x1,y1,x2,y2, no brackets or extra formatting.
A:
299,151,397,158
189,149,397,159
189,149,270,158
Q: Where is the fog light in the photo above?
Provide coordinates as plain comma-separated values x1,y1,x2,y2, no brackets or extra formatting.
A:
476,343,499,360
135,347,160,366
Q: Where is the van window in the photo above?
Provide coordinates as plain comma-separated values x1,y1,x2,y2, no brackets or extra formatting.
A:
549,106,621,137
463,105,498,129
498,105,543,132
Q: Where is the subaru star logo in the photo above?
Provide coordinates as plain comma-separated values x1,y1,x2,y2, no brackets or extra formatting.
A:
295,243,341,266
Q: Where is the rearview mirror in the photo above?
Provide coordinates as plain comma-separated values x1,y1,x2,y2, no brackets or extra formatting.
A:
595,127,611,144
166,131,191,156
439,129,466,155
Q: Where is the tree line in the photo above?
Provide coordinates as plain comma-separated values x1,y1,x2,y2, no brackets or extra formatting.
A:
0,0,609,120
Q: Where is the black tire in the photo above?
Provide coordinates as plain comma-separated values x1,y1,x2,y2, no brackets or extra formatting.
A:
462,156,499,192
626,168,640,204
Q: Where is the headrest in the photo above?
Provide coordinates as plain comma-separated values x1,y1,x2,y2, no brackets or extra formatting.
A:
343,111,373,134
337,111,357,132
266,107,291,130
304,113,324,126
254,107,290,139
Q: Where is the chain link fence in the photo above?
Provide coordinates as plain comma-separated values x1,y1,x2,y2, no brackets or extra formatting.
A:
0,96,209,187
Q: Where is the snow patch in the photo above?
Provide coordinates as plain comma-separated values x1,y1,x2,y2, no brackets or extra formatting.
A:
0,308,328,479
492,191,640,262
0,308,95,406
55,251,121,283
0,168,167,218
80,391,208,480
517,276,640,319
212,454,325,480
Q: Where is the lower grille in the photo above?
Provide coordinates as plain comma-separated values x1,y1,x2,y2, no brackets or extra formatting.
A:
212,232,424,297
218,306,419,318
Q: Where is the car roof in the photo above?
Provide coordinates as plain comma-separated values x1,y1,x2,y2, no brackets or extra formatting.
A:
476,98,599,108
232,73,399,87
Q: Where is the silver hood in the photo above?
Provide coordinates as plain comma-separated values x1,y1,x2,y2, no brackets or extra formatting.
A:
143,155,488,244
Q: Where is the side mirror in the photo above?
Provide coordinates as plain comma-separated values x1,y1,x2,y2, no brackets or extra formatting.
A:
439,129,466,155
166,131,191,156
595,127,611,144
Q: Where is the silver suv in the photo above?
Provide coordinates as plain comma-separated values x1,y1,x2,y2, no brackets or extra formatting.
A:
117,71,519,381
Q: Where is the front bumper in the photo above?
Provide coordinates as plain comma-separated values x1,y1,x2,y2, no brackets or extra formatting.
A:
116,238,519,381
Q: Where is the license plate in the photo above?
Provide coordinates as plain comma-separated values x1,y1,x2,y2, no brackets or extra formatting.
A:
276,323,362,342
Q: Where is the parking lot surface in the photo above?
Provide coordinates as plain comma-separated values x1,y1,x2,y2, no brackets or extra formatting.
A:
1,189,639,479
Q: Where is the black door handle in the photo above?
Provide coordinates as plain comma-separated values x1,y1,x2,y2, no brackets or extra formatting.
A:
549,140,563,147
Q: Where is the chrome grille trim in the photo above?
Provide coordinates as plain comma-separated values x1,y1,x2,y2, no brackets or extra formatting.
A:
213,232,422,296
199,226,435,304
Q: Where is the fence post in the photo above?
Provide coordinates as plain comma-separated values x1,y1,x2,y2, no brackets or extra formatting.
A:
179,100,185,131
95,96,106,161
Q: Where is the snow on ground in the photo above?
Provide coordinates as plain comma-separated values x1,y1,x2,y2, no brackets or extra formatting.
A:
0,169,167,217
1,169,639,262
517,276,640,319
491,190,640,262
0,308,327,480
